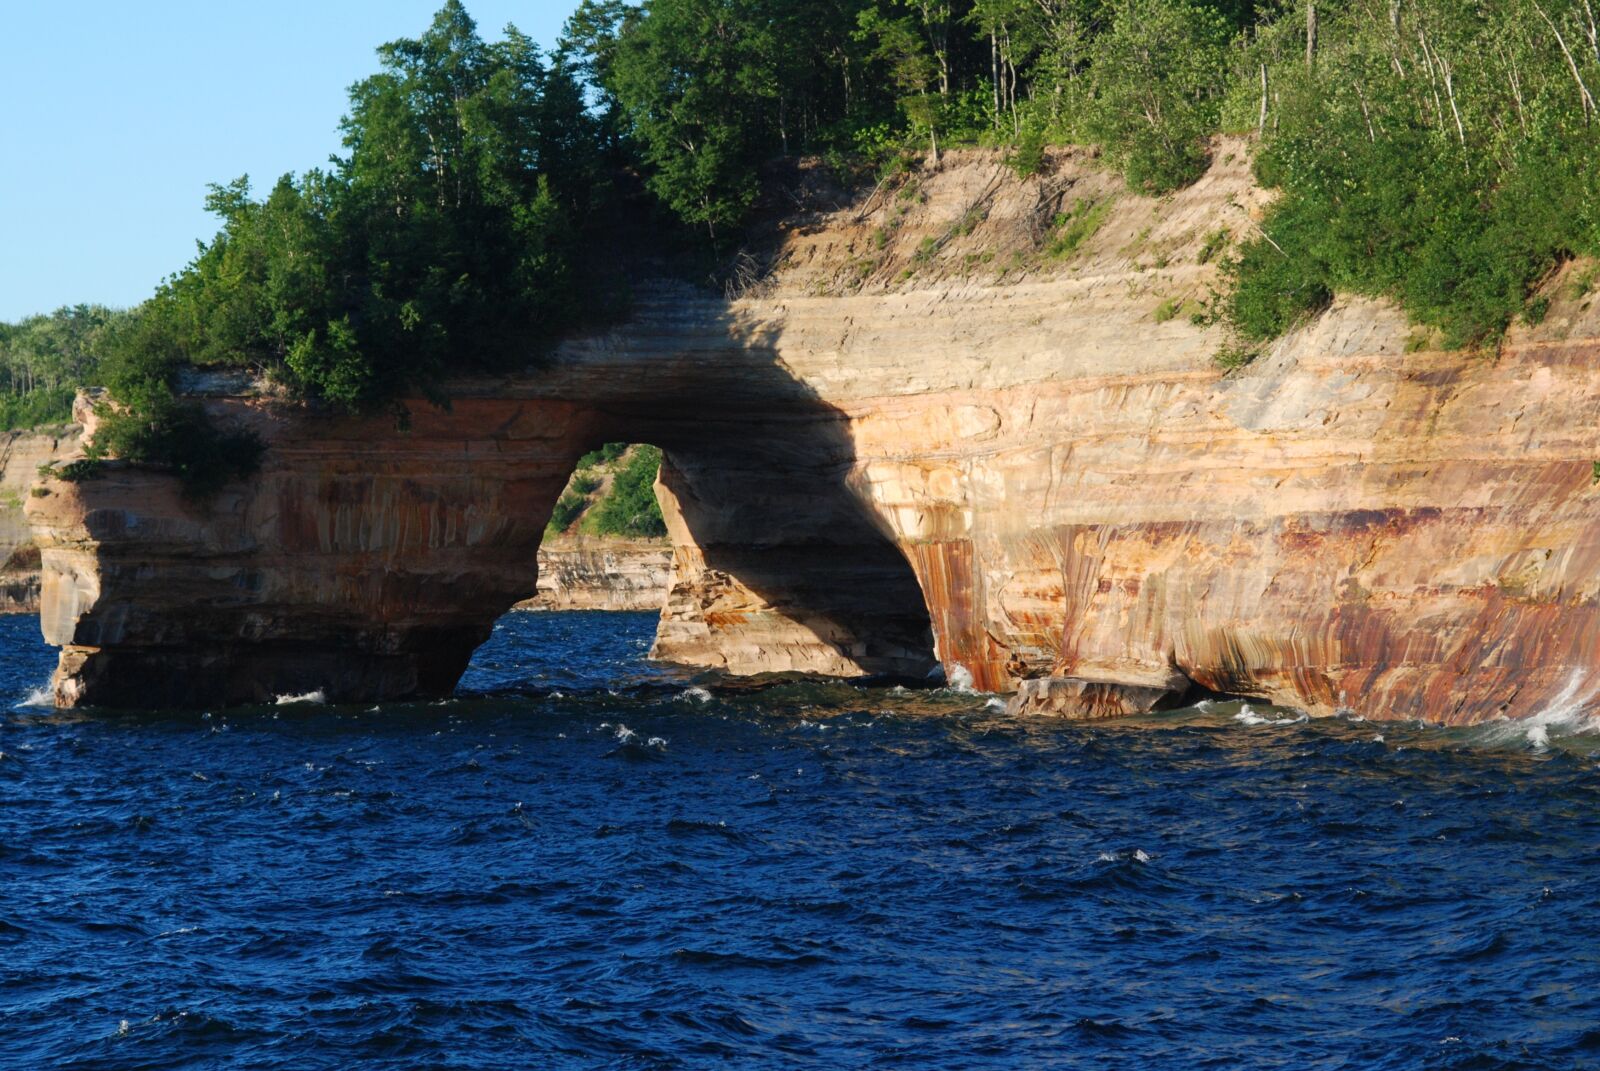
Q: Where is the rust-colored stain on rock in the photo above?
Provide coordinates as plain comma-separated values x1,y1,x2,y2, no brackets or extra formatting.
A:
21,147,1600,722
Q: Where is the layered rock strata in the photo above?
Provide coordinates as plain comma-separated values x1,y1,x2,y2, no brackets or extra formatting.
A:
0,429,79,613
28,143,1600,723
521,537,671,612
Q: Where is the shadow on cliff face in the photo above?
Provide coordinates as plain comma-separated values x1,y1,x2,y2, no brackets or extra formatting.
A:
38,289,940,711
560,307,939,684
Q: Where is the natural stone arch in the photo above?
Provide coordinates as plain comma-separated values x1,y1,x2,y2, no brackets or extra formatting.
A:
26,147,1600,725
27,313,940,708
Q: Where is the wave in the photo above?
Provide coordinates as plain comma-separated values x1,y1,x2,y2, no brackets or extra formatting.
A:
274,690,326,706
945,664,977,693
1474,672,1600,748
1232,704,1308,727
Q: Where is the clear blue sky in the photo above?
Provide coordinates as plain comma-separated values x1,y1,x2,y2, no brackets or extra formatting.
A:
1,1,569,321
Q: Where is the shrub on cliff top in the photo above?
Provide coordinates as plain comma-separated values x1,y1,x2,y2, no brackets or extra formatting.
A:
50,0,1600,489
1076,0,1233,193
547,444,668,539
1222,0,1600,350
91,2,613,488
117,3,606,408
548,490,590,534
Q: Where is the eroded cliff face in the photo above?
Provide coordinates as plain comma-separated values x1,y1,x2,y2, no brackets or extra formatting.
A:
0,429,79,613
522,537,671,612
28,142,1600,722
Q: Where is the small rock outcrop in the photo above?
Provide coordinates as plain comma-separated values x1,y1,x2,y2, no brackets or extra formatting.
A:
25,144,1600,723
0,428,79,613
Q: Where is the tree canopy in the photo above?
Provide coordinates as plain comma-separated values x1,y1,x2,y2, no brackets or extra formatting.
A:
110,1,607,412
0,305,124,430
8,0,1596,489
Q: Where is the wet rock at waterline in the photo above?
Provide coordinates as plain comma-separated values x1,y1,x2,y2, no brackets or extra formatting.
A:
25,144,1600,723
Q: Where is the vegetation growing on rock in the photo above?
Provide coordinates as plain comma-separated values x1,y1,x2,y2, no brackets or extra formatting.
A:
10,0,1599,481
64,2,615,490
1223,0,1600,354
546,445,668,540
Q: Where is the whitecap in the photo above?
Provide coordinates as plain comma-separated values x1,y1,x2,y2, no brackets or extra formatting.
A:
1097,848,1151,863
613,724,637,743
1233,704,1306,727
984,697,1007,713
275,690,325,706
946,665,977,693
678,686,713,704
1474,668,1600,749
18,685,51,708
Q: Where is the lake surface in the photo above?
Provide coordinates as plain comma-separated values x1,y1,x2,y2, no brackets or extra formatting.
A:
3,611,1599,1069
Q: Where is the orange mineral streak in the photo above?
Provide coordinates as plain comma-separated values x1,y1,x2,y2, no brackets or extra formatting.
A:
24,144,1600,722
903,540,1007,692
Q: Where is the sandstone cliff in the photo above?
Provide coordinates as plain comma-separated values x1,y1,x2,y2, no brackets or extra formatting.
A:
27,142,1600,723
0,428,79,613
522,537,671,612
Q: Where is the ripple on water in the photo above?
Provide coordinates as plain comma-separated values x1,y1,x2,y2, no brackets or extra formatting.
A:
2,611,1599,1069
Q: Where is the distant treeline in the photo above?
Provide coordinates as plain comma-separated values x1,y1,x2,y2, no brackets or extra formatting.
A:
0,305,125,431
17,0,1600,489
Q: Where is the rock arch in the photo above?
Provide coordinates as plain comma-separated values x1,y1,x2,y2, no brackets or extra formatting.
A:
25,149,1600,724
26,292,939,708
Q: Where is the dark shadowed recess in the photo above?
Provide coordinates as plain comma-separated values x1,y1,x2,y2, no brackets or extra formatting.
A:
534,311,940,691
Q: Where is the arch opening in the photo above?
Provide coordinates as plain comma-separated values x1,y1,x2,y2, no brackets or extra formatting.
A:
470,432,941,696
37,301,946,710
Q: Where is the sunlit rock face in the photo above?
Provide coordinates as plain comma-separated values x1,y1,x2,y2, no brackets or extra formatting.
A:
0,429,79,614
26,143,1600,722
24,359,942,707
521,537,671,612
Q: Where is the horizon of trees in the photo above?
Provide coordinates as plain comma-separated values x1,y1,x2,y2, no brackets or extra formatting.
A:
7,0,1597,488
0,305,127,431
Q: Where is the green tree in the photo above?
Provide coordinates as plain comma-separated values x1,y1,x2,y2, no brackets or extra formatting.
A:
85,2,611,490
590,445,668,537
1079,0,1232,191
606,0,786,236
0,305,126,429
109,0,606,411
1226,0,1600,350
857,2,947,160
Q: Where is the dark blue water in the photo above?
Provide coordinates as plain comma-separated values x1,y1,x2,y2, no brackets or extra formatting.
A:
4,612,1599,1070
